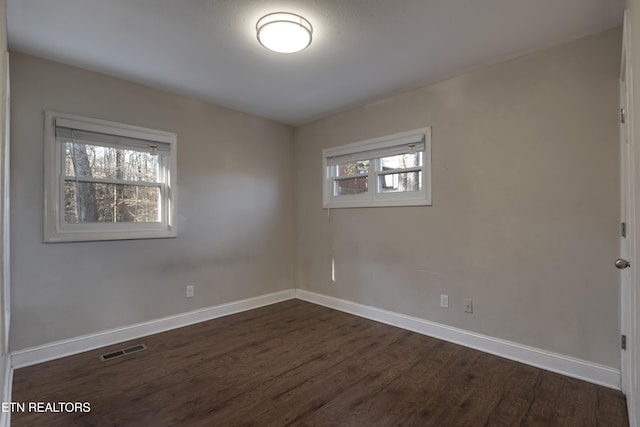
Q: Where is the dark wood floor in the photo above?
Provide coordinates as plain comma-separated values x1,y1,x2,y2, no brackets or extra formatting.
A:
11,299,628,426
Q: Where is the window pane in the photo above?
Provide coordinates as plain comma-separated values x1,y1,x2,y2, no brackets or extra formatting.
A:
335,160,369,177
64,181,161,223
379,171,422,193
380,152,422,170
333,177,368,196
64,142,160,182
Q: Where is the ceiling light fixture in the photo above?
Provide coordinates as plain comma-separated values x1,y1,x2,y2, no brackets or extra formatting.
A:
256,12,312,54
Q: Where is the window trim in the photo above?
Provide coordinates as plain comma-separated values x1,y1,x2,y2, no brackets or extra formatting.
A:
44,111,178,242
322,127,431,208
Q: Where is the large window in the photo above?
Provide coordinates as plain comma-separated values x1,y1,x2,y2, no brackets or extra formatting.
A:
44,111,177,242
323,127,431,208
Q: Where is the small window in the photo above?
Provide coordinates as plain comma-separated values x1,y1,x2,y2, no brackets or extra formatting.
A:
323,127,431,208
44,111,177,242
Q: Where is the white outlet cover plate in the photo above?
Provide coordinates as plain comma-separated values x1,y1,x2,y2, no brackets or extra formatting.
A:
464,299,473,313
440,295,448,308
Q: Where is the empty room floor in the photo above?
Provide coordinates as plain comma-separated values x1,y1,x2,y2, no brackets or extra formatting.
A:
11,300,628,426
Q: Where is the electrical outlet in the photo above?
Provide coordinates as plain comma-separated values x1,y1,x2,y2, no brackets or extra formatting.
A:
440,294,449,308
464,298,473,313
186,285,194,298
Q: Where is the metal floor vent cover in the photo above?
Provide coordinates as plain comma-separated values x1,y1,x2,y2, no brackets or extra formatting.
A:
99,344,147,361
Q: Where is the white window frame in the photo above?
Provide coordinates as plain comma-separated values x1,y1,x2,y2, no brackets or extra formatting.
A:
43,111,177,242
322,127,431,208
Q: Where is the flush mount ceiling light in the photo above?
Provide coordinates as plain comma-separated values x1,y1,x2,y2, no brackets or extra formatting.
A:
256,12,313,53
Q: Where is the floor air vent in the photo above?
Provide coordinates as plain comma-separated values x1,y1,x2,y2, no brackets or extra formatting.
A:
99,344,147,361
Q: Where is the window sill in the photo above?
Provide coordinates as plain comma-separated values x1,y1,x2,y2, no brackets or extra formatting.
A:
323,198,431,209
44,227,177,243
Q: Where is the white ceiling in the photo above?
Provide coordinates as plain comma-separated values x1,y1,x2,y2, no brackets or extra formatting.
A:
6,0,625,126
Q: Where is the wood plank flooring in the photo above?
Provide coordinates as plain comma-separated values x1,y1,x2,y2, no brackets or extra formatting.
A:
11,300,628,426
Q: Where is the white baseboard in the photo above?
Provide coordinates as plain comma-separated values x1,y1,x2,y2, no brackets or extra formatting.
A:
295,289,621,390
0,353,12,427
9,287,621,391
11,289,296,369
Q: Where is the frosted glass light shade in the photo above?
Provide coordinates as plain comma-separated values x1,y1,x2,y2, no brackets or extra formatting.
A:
256,13,312,53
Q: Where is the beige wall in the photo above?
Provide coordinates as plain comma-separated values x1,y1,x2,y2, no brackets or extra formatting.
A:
9,52,294,350
294,28,622,367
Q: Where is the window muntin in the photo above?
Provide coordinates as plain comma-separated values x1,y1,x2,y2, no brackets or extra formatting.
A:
44,112,177,242
323,128,431,208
